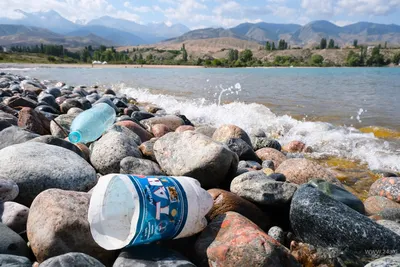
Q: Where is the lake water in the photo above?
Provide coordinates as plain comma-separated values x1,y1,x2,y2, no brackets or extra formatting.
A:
3,66,400,174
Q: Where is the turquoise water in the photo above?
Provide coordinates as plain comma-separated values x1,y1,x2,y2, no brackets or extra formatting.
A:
6,66,400,130
3,65,400,172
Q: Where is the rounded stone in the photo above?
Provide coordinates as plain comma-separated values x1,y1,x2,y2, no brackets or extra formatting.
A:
283,141,312,153
212,124,252,147
377,220,400,236
0,201,29,234
251,137,282,151
141,115,184,131
369,177,400,203
40,253,105,267
175,125,195,133
60,99,83,114
0,142,97,206
28,135,85,158
113,245,195,267
194,126,216,138
0,254,31,267
365,254,400,267
275,158,341,186
195,212,300,267
115,120,153,142
131,111,154,121
154,131,238,188
262,160,275,170
27,189,116,265
152,123,171,138
226,138,260,163
0,223,30,258
230,171,298,206
120,157,164,175
139,139,158,161
268,226,285,245
0,178,19,202
207,189,272,231
364,196,400,215
256,148,286,168
50,113,78,139
0,126,39,150
90,126,142,174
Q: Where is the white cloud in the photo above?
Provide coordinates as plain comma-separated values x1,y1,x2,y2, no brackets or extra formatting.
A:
301,0,335,16
124,2,152,13
333,20,354,26
337,0,400,16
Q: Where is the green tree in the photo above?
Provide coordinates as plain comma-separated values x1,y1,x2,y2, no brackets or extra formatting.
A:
328,39,335,49
366,46,385,66
384,42,388,49
271,42,276,50
320,38,327,49
239,49,253,62
146,54,153,61
310,54,324,65
211,59,222,66
228,49,235,62
181,44,188,62
353,39,358,48
393,52,400,65
133,54,137,62
233,49,239,61
346,50,361,66
265,41,271,51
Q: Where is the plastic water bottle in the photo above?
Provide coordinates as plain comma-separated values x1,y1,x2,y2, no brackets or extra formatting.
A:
68,103,116,144
88,174,213,250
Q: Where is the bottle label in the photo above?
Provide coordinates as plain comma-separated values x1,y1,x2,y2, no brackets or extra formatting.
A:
127,175,188,246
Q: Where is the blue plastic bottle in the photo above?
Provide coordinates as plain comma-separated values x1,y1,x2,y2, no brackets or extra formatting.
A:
68,103,116,144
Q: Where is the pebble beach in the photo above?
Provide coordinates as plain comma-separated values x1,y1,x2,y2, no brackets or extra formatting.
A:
0,71,400,267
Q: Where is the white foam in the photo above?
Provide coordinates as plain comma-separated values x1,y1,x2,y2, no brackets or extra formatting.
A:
118,85,400,172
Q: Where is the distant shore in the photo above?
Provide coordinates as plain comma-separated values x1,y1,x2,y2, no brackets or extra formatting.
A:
0,63,204,69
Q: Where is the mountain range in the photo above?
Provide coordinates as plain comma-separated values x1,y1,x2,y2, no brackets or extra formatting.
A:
0,10,190,46
0,9,399,49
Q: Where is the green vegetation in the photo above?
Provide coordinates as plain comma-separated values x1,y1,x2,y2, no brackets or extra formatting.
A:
393,52,400,65
310,54,324,65
181,44,188,62
353,39,358,48
345,46,392,67
320,38,327,49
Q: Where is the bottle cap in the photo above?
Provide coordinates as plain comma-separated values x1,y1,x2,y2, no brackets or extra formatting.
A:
69,131,82,144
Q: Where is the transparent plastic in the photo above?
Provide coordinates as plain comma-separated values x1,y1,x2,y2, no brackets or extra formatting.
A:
68,103,116,144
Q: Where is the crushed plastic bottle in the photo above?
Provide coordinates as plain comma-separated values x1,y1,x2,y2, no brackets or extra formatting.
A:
68,103,116,144
88,174,213,250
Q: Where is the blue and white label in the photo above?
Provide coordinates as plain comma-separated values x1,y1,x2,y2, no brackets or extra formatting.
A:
127,175,188,246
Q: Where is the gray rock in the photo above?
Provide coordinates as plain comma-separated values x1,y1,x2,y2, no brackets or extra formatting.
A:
50,113,78,138
141,115,184,131
46,88,62,98
212,124,252,147
131,111,154,121
194,126,216,138
90,126,142,174
27,189,116,265
120,157,164,175
268,226,285,245
230,171,298,206
375,208,400,223
365,254,400,267
113,245,195,267
251,137,282,151
290,184,400,258
225,138,260,163
0,202,29,234
238,160,262,170
0,178,19,202
377,220,400,236
0,142,97,206
0,126,39,150
94,97,119,113
0,110,18,125
40,253,105,267
67,107,84,115
28,135,85,159
0,223,30,258
154,131,238,188
309,179,365,214
0,255,31,267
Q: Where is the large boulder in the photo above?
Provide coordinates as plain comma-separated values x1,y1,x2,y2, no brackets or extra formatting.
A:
0,142,97,206
207,189,271,230
365,254,400,267
120,157,164,175
141,115,184,131
90,126,142,174
195,212,300,267
27,189,116,265
0,255,31,267
28,135,85,158
0,223,30,258
40,253,105,267
113,245,195,267
255,148,286,168
275,158,341,186
230,171,298,206
0,201,29,234
212,124,252,147
17,107,51,135
290,184,400,258
369,177,400,203
154,131,238,188
364,196,400,215
0,126,39,150
0,178,19,202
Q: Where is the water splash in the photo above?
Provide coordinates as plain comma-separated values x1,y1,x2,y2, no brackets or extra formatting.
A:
217,83,242,106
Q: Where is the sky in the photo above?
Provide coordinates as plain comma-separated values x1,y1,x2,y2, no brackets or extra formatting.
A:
1,0,400,29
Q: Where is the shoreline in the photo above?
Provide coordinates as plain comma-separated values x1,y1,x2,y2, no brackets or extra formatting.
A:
1,62,399,70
